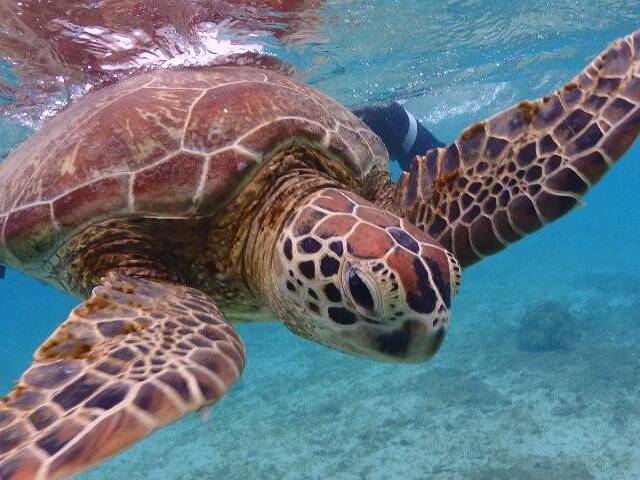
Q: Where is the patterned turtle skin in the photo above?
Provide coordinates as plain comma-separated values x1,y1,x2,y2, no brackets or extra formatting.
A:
397,31,640,267
0,29,639,480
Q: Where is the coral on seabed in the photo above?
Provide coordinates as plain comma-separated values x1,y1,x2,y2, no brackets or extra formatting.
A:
516,300,578,353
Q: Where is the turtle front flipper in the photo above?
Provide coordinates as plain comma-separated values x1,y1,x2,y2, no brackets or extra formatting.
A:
397,29,640,267
0,272,245,480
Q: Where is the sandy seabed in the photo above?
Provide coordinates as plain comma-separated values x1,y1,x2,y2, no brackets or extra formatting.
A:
81,228,640,479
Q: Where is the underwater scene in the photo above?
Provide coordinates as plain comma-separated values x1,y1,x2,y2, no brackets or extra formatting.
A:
1,1,640,478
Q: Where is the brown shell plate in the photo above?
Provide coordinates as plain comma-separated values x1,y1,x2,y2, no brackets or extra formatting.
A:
0,66,388,266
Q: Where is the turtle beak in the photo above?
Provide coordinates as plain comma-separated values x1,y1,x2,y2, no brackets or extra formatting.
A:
371,317,447,362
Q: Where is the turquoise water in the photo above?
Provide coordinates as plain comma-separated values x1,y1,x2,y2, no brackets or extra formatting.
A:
2,1,640,478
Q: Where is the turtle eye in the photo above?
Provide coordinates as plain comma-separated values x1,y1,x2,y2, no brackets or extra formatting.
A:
345,267,379,317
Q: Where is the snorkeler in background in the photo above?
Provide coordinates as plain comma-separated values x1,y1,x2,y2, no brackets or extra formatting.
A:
353,101,445,171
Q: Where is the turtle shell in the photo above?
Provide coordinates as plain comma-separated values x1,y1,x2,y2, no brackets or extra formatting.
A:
0,67,388,268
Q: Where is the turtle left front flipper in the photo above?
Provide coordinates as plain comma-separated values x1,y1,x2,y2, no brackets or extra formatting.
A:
0,272,245,480
397,29,640,267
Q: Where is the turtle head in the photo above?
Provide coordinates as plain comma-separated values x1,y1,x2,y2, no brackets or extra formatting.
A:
272,188,461,363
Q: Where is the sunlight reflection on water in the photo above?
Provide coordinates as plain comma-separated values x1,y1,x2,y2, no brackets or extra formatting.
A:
1,1,639,139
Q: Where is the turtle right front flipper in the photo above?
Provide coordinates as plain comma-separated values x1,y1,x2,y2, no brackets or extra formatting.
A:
397,29,640,267
0,272,245,480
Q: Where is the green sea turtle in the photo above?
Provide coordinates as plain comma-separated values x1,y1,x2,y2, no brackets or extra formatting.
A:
0,29,639,479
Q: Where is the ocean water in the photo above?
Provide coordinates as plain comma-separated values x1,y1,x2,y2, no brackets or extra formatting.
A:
1,1,640,479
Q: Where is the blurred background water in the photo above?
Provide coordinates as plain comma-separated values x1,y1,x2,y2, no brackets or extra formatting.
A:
1,1,640,478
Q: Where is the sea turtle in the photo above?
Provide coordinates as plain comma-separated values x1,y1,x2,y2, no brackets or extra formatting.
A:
0,28,639,479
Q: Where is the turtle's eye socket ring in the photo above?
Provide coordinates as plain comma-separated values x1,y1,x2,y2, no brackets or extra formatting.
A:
343,264,381,319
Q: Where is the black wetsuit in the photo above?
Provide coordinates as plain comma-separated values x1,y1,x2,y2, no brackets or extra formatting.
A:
353,101,445,171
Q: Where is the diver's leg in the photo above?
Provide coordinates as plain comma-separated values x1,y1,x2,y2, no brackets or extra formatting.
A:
353,101,445,170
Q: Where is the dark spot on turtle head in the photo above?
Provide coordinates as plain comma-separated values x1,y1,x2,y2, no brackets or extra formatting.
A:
320,256,340,277
429,326,447,355
324,283,342,302
298,237,321,254
423,258,451,308
372,263,384,272
283,238,293,261
294,224,312,236
286,281,296,292
298,261,315,279
308,288,318,300
406,258,437,314
328,307,358,325
376,321,417,357
308,302,320,314
347,270,375,312
389,228,419,253
329,241,344,257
